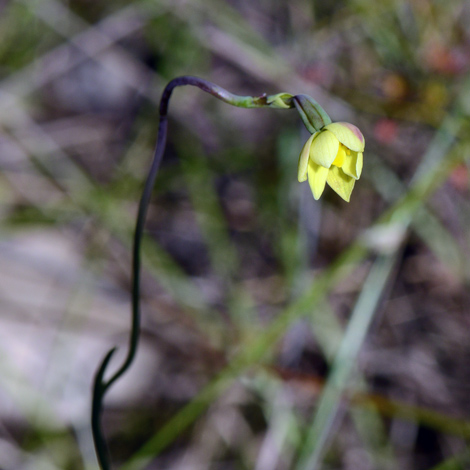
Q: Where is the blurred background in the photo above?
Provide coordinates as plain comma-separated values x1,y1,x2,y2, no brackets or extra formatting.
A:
1,0,470,469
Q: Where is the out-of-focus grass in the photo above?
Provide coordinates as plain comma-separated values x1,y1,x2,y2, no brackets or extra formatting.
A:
1,0,470,469
121,97,470,469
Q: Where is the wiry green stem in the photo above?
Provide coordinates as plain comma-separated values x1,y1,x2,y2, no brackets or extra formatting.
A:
91,76,297,469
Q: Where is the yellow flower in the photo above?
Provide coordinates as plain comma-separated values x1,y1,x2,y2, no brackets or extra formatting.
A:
298,122,365,202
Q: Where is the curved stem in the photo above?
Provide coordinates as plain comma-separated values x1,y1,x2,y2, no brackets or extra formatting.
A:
91,76,295,469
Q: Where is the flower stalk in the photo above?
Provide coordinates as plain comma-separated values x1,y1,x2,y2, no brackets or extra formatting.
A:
91,76,296,470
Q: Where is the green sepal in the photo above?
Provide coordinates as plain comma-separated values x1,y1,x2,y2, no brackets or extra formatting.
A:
293,94,332,132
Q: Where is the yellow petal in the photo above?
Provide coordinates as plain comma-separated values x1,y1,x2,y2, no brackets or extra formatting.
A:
324,122,365,152
309,130,339,168
356,152,363,178
298,132,317,182
341,150,363,180
326,166,355,202
308,159,329,200
332,145,347,167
